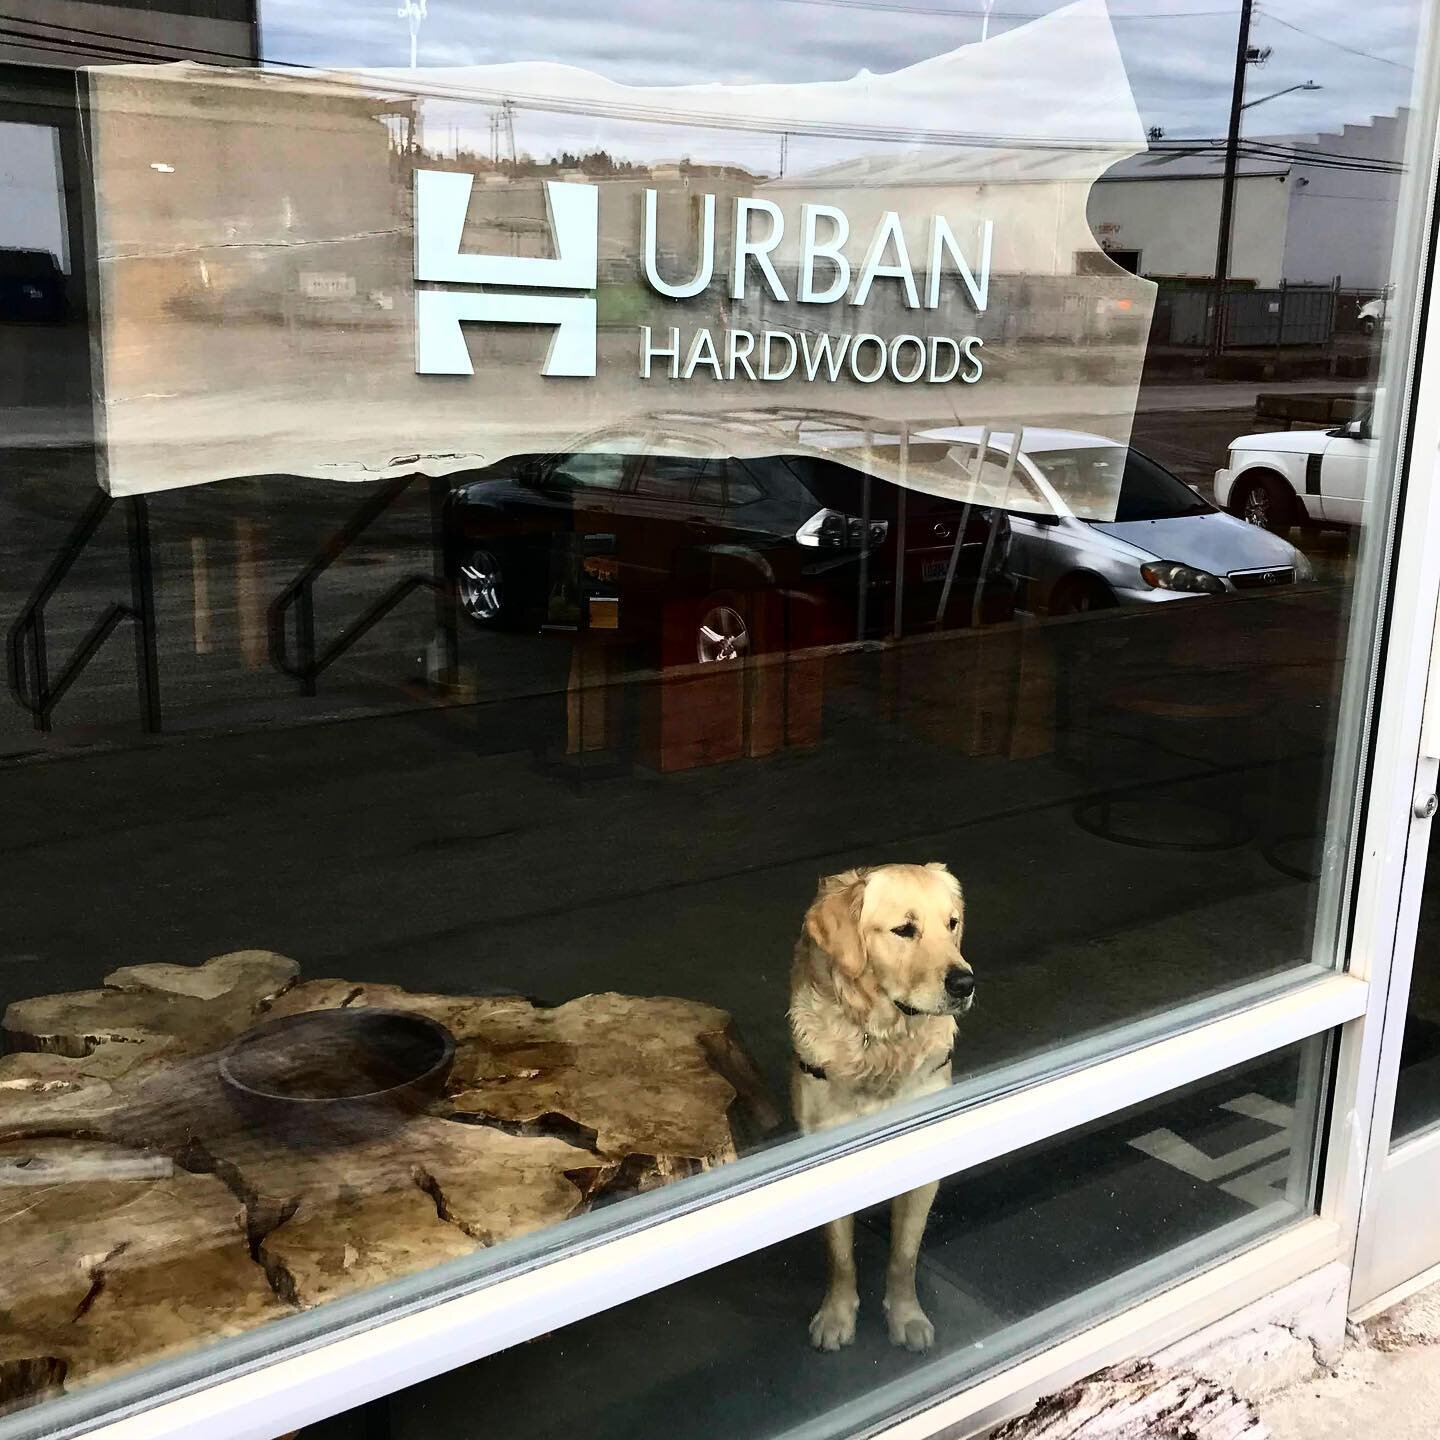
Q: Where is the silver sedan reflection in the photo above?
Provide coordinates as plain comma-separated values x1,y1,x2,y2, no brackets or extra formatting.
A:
918,427,1313,615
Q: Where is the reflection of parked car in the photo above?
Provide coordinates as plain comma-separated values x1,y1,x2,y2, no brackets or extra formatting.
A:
920,427,1311,614
0,248,65,321
1213,407,1373,533
443,423,1016,662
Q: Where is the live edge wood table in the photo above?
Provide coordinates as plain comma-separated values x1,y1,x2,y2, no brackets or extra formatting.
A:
0,953,779,1415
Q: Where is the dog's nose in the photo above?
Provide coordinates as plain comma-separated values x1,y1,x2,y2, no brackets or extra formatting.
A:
944,966,975,1000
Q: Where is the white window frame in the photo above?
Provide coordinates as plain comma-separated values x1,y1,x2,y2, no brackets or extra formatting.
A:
1341,94,1440,1305
1318,0,1440,1269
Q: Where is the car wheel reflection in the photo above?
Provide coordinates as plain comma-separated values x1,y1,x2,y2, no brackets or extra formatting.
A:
459,549,505,624
697,602,749,664
1052,576,1115,615
1233,474,1293,536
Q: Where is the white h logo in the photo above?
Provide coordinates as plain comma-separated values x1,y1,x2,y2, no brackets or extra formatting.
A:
414,170,598,377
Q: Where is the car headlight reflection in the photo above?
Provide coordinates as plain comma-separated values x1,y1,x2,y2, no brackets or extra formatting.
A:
796,509,889,550
1139,560,1226,595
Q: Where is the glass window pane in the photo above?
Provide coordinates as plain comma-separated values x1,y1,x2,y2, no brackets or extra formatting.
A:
297,1039,1326,1440
0,0,1434,1424
551,451,628,490
634,455,702,500
1392,825,1440,1144
725,462,766,508
691,465,726,507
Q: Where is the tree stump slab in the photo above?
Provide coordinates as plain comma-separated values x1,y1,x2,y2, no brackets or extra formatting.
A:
993,1362,1268,1440
0,1341,67,1421
255,1119,608,1308
104,950,300,1008
0,1137,290,1397
450,992,759,1166
3,951,299,1061
0,954,776,1411
266,980,780,1184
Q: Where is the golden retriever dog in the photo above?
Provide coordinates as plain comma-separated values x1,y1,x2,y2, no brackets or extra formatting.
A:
790,862,974,1353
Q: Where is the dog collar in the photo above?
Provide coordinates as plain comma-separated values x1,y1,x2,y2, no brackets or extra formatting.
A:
798,1050,952,1083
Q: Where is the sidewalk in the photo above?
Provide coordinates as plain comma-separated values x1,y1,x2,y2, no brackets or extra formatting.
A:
1132,377,1361,414
994,1271,1440,1438
1262,1284,1440,1440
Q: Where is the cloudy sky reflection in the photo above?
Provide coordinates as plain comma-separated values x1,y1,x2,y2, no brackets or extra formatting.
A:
259,0,1424,146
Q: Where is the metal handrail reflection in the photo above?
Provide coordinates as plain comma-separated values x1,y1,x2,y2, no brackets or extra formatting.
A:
5,492,161,733
267,474,458,696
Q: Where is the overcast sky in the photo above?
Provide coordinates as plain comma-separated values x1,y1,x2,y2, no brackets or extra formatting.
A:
256,0,1424,147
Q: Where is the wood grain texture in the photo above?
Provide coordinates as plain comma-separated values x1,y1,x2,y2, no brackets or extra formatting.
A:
0,954,775,1414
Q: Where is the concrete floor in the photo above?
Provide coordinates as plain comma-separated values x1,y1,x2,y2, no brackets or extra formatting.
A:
1265,1341,1440,1440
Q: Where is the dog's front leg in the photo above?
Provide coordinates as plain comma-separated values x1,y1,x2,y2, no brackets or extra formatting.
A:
809,1212,859,1350
884,1180,938,1352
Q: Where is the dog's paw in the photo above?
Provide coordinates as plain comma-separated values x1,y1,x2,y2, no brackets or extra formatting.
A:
809,1297,858,1351
884,1299,935,1353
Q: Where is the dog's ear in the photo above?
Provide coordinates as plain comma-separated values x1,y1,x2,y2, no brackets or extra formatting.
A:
926,861,964,908
805,868,869,977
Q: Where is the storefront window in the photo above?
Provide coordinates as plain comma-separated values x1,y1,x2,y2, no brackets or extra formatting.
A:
302,1040,1326,1440
0,0,1435,1433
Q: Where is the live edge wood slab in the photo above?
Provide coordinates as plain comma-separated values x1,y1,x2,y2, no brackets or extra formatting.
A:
0,952,778,1416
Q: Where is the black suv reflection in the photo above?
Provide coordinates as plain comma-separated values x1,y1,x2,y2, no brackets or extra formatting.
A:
443,428,1015,663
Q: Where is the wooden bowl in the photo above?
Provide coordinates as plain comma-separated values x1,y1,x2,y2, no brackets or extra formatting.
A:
219,1008,455,1145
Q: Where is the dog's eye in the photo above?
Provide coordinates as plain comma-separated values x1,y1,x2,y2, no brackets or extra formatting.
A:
891,922,918,939
948,916,959,932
